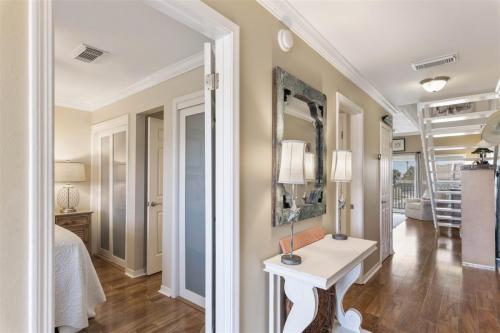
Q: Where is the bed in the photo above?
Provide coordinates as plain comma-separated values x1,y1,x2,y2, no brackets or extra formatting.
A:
55,225,106,333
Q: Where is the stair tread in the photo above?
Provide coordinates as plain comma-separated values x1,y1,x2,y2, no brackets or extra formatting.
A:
437,222,461,228
434,199,461,203
435,207,462,213
436,215,462,221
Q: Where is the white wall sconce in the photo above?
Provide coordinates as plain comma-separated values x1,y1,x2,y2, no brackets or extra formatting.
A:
278,29,294,52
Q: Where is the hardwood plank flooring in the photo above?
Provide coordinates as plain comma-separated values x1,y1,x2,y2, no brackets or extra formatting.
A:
343,218,500,333
83,257,204,333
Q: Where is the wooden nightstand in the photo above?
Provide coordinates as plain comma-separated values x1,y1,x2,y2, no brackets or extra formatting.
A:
55,211,93,253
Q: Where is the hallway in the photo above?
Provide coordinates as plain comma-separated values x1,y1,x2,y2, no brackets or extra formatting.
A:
344,219,500,333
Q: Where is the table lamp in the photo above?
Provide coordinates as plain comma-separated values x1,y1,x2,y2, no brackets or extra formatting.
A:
304,152,316,182
279,140,305,265
55,161,86,213
330,150,352,240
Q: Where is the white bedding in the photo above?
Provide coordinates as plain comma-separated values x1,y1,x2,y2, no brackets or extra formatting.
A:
55,225,106,333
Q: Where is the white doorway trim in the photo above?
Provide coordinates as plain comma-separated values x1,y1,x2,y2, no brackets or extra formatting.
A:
166,91,204,303
335,92,364,238
379,121,394,262
28,1,240,332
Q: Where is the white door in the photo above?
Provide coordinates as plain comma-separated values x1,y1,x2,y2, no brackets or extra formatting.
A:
380,122,393,261
146,117,164,275
179,104,206,308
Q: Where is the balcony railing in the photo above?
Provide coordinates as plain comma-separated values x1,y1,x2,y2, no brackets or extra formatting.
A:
393,180,416,210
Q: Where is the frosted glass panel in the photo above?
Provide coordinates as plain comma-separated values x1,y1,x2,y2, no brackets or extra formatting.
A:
113,131,127,260
184,113,205,297
100,136,110,251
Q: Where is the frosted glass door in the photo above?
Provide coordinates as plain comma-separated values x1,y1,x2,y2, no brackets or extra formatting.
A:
97,129,127,264
112,131,126,260
180,105,205,307
100,136,110,251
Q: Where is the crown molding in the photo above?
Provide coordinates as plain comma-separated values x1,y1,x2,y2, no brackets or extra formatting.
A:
55,51,203,112
257,0,399,115
54,97,94,112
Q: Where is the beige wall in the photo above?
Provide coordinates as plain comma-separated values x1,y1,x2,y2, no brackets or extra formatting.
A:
54,106,92,211
394,134,422,153
0,1,29,331
204,1,389,331
91,67,204,279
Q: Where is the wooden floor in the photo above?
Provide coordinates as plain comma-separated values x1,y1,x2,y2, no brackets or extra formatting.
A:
83,219,499,333
83,258,204,333
344,218,500,333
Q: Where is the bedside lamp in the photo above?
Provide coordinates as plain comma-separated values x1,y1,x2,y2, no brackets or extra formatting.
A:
330,150,352,240
279,140,305,265
55,161,86,213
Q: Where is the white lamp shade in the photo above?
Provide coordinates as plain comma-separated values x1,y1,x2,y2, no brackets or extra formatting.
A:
304,152,315,181
278,140,305,185
55,162,86,182
331,150,352,182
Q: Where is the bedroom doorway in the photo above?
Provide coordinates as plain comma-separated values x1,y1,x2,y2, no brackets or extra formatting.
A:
30,0,240,332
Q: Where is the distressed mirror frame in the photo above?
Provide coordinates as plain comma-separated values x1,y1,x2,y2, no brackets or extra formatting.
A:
272,67,327,226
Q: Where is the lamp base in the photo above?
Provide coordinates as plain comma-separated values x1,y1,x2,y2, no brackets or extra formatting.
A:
60,207,77,214
281,254,302,265
333,233,348,240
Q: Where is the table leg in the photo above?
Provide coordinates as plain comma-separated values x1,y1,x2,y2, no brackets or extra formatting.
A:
333,264,370,333
283,277,318,333
269,273,275,333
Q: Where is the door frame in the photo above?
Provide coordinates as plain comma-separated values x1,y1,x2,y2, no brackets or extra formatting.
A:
90,115,129,267
335,92,364,238
379,121,394,262
177,102,206,308
146,115,164,275
28,1,240,332
168,91,204,299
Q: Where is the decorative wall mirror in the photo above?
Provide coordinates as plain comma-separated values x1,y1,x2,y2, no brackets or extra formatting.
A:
273,67,327,226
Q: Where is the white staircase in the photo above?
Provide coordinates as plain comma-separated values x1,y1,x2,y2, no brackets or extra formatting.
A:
416,95,499,230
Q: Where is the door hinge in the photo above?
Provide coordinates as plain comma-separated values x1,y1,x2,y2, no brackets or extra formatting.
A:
205,73,219,91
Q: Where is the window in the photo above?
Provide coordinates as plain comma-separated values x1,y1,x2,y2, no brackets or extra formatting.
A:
393,154,416,211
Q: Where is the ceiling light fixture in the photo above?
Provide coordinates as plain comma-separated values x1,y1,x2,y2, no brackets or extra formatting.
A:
420,76,450,93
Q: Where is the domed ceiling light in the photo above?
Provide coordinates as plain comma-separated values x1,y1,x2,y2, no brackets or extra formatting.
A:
420,76,450,93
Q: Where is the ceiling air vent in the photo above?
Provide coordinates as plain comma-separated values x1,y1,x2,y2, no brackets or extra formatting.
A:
72,43,105,63
411,53,458,71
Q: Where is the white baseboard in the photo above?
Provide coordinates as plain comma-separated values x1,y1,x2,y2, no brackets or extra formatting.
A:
159,285,173,297
357,261,382,284
125,268,146,278
462,261,496,271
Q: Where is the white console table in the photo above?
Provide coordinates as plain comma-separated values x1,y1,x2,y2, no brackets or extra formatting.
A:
263,236,377,333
